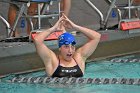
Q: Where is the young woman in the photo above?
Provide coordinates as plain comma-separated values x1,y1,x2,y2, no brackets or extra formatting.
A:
33,14,101,77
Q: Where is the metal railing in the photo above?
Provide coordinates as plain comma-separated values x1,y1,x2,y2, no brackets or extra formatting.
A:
0,0,60,38
84,0,140,30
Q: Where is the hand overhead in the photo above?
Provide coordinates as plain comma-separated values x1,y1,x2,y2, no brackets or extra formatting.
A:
51,16,65,32
62,13,77,29
51,14,78,32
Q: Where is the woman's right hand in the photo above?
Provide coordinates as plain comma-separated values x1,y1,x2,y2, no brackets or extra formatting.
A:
50,16,65,32
62,13,78,29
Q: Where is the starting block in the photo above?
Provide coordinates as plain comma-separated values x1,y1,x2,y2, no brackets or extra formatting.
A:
120,19,140,31
31,31,63,41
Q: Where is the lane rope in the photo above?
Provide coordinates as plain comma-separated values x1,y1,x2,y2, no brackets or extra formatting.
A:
1,77,139,85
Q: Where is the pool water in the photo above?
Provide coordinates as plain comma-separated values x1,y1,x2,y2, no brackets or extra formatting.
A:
85,61,140,78
0,54,140,93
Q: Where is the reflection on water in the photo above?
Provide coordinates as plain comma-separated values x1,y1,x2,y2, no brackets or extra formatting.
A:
0,53,140,93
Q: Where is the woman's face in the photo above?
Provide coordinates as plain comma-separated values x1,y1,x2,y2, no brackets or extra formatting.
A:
59,44,76,61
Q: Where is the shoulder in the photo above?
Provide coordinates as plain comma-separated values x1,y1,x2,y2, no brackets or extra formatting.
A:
44,53,59,75
73,52,85,72
74,52,85,65
43,52,58,68
74,49,87,62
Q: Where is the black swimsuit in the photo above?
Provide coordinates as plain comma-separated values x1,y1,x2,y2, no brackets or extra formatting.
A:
52,57,83,77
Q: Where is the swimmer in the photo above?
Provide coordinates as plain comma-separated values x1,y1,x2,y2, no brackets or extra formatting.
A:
33,14,101,77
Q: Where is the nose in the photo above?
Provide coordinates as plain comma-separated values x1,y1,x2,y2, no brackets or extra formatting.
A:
68,46,73,53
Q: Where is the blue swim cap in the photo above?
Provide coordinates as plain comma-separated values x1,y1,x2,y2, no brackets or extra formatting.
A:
58,32,76,48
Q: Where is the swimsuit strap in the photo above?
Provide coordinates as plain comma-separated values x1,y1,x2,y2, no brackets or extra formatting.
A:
57,55,61,65
73,57,78,65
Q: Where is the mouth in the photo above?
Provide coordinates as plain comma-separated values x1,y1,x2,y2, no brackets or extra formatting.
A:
67,54,72,57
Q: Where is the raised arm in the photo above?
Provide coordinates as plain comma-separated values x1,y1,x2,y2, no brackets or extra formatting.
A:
62,14,101,61
33,17,64,67
74,26,101,60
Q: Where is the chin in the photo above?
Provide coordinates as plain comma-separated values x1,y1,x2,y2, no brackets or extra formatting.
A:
65,57,72,61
